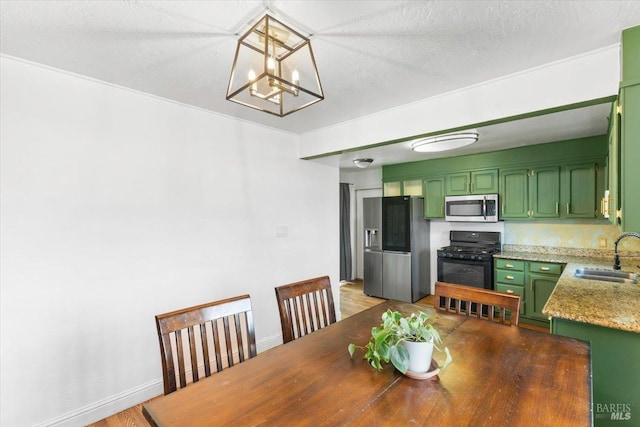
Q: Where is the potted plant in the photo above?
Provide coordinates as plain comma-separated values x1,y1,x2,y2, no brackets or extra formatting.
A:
348,309,452,375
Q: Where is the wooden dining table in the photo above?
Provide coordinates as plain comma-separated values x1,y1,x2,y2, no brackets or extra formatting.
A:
143,300,592,426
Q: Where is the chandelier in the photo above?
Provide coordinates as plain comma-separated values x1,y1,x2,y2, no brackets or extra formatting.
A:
226,14,324,117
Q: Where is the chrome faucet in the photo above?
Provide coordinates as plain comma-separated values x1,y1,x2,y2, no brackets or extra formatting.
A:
613,232,640,270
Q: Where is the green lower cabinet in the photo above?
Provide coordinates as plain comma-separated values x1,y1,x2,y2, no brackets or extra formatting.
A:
494,259,526,319
495,283,525,319
528,273,559,321
552,318,640,426
494,259,563,326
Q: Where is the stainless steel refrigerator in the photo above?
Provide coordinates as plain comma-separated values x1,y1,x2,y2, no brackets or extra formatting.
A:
363,197,383,298
363,196,430,303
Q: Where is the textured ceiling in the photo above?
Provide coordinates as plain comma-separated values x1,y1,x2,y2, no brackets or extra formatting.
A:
2,0,640,137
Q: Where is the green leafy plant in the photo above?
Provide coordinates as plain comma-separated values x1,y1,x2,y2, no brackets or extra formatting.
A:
348,309,452,374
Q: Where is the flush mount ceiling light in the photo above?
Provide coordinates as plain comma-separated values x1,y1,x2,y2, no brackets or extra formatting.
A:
226,14,324,117
411,132,479,153
353,158,374,168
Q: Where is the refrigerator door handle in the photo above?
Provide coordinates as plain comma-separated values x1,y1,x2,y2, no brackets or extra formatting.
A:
383,250,411,255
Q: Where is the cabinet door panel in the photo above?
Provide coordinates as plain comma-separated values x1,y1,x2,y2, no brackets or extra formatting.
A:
424,176,445,218
529,273,558,321
445,172,470,196
564,163,596,218
471,169,498,194
383,181,401,196
607,101,621,225
530,166,560,218
500,168,529,218
403,179,423,196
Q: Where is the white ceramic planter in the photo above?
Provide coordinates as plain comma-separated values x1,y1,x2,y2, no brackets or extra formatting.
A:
402,340,434,373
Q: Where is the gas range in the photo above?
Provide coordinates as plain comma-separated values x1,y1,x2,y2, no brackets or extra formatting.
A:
436,245,498,262
436,231,501,262
437,230,501,290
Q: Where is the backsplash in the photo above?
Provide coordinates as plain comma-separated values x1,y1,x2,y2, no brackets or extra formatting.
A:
503,222,640,253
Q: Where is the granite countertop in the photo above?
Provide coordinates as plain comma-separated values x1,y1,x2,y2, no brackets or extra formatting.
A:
494,246,640,334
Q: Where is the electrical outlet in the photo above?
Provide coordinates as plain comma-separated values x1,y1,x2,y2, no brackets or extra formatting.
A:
599,237,607,248
275,225,288,237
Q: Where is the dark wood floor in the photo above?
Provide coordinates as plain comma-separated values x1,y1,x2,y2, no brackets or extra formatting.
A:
87,280,544,426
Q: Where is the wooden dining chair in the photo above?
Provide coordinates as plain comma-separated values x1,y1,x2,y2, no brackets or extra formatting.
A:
434,281,522,326
154,294,257,395
275,276,337,344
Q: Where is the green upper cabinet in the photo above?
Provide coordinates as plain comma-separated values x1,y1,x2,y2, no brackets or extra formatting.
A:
424,175,445,218
383,181,401,196
383,135,608,222
384,180,424,196
500,164,598,220
620,25,640,232
445,168,498,196
472,169,499,194
563,163,597,218
499,168,529,219
529,166,561,218
445,172,469,195
403,179,423,196
606,100,621,225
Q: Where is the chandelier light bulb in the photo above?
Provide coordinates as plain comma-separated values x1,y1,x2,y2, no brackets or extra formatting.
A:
248,68,257,95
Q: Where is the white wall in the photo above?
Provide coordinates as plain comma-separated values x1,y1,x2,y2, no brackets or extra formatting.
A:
0,57,339,427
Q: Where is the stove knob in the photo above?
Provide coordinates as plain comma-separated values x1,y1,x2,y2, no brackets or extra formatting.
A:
447,253,453,258
459,254,465,259
469,255,476,260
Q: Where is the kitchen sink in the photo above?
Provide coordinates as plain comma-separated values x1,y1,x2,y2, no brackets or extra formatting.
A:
574,268,638,284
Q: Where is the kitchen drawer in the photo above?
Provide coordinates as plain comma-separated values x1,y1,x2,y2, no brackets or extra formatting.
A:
495,270,525,285
528,262,563,275
495,259,525,271
495,284,526,317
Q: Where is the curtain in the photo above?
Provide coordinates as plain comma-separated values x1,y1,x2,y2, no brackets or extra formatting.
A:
339,183,352,281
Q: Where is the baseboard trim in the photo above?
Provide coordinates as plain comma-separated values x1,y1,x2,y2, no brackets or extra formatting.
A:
33,334,282,426
34,379,163,427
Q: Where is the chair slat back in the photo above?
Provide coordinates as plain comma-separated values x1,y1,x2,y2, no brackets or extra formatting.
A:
434,281,521,326
155,295,257,395
275,276,336,344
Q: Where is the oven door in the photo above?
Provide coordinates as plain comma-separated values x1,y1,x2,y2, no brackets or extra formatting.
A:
437,257,493,290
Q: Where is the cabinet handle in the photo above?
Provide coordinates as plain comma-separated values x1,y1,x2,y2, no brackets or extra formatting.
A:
566,203,570,214
555,203,559,215
505,264,514,268
506,290,514,294
505,275,515,280
539,267,550,271
501,203,504,216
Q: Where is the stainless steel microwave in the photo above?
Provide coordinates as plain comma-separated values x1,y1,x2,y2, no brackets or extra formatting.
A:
445,194,499,222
